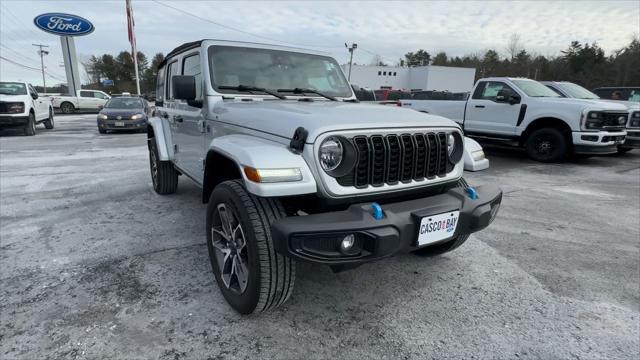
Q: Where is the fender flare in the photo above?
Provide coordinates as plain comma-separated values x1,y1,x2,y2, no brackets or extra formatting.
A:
147,116,173,161
208,134,317,197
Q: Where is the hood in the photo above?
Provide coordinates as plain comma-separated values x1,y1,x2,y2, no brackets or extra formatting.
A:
535,97,629,111
213,100,458,141
100,108,145,117
0,94,27,102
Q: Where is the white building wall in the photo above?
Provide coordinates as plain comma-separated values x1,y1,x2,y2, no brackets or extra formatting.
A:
343,64,476,92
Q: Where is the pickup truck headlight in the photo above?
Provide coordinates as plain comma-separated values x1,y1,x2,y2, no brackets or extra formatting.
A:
131,113,144,120
3,102,24,113
97,114,108,120
631,111,640,128
584,111,604,130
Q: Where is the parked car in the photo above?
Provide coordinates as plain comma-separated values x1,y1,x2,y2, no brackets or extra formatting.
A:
147,39,502,314
592,87,640,102
97,96,150,133
0,81,54,136
51,89,111,114
399,77,628,162
542,81,640,153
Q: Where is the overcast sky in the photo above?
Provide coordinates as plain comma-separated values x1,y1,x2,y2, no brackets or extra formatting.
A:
1,0,638,86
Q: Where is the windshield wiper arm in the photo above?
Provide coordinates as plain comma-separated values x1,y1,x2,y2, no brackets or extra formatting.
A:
277,88,337,101
218,85,287,100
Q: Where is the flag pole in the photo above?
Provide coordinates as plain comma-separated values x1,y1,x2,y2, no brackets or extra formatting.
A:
126,0,141,95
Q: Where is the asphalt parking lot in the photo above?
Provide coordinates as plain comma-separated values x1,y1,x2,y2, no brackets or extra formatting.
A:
1,114,638,359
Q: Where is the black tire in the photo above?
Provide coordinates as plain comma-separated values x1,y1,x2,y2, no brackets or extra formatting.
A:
413,178,471,257
617,147,632,154
44,108,54,129
60,102,75,114
524,128,568,162
24,112,36,136
148,138,178,194
206,180,295,314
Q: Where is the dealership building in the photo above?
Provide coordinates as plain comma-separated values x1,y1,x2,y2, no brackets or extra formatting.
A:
343,64,476,92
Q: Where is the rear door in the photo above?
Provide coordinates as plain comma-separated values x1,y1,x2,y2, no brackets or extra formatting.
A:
173,51,205,182
464,81,522,136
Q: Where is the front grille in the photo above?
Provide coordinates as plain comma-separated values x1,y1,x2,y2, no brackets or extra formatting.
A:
602,112,628,128
107,115,132,120
336,132,451,188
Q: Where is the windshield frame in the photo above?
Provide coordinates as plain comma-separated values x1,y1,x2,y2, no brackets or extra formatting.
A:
104,97,145,110
556,82,600,99
0,82,28,95
207,45,353,99
511,79,561,98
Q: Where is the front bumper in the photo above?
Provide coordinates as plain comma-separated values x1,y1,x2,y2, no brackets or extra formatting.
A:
619,129,640,149
271,184,502,265
573,130,626,154
0,115,29,127
97,119,148,131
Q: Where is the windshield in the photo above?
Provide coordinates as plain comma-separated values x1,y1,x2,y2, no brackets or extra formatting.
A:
209,46,352,98
0,82,27,95
557,82,599,99
104,97,144,109
512,79,561,97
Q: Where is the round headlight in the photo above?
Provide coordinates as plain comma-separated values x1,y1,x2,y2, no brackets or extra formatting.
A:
447,133,455,156
319,137,343,172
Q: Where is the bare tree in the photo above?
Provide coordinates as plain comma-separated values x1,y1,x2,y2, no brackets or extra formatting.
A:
506,33,522,61
369,54,387,66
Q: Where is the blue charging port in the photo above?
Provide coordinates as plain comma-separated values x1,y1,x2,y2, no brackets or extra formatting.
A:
371,203,384,220
466,186,478,200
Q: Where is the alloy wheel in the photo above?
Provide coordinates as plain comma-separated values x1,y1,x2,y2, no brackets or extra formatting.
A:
211,203,249,294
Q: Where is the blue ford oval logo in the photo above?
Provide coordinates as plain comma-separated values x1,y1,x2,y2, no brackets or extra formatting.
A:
33,13,94,36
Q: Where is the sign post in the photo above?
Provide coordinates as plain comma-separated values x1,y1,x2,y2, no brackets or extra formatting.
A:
33,13,94,95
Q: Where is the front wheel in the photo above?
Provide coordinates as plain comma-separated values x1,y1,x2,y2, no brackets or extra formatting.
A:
206,180,295,314
524,128,568,162
24,112,36,136
44,109,54,129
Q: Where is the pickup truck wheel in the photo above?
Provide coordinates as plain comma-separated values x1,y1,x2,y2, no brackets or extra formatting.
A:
148,139,178,194
413,178,471,257
524,128,567,162
60,102,75,114
24,112,36,136
206,180,295,314
44,109,54,129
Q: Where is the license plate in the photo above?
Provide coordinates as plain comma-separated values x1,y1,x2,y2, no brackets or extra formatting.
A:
115,121,125,127
417,211,460,246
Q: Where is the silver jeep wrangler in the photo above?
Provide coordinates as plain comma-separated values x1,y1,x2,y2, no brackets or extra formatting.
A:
148,39,502,314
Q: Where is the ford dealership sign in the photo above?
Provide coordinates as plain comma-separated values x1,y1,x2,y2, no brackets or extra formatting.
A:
33,13,94,36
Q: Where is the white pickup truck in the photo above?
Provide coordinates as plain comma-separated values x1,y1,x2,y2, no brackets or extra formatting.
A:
51,89,111,114
399,77,629,162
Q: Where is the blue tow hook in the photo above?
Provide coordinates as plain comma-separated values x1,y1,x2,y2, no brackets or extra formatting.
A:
466,186,478,200
371,202,385,220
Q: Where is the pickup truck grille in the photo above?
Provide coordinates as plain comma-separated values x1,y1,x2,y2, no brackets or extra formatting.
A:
336,132,450,188
602,112,628,128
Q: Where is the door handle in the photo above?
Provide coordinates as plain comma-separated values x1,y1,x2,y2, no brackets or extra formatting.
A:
173,115,183,123
474,105,485,108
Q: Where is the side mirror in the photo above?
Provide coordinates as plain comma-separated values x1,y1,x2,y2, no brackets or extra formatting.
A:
172,75,196,100
495,90,510,103
98,105,104,110
508,94,521,105
31,93,38,100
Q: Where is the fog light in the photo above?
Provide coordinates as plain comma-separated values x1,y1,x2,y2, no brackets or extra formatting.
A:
340,234,355,251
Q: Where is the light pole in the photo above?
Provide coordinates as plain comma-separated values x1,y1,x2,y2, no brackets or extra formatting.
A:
345,43,357,81
32,43,49,92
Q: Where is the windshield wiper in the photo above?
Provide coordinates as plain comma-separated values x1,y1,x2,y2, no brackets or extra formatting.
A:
277,88,337,101
218,85,286,100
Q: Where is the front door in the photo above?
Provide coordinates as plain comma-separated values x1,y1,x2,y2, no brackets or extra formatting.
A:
79,91,95,110
173,52,205,183
28,84,48,120
464,81,522,136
